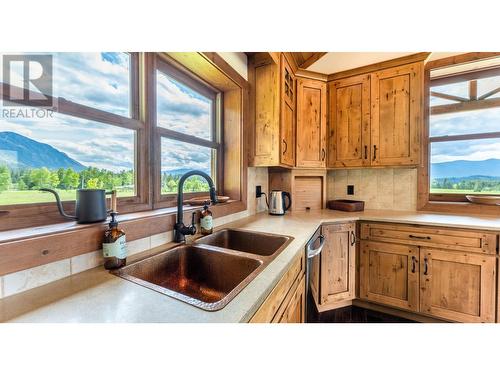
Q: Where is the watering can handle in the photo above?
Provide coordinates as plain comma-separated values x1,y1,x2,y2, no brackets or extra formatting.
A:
39,188,77,220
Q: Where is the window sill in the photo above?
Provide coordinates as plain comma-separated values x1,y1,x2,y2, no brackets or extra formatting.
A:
0,200,246,276
420,200,500,215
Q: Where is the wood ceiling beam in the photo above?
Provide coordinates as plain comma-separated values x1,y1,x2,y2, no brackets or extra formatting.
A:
299,52,327,69
431,97,500,115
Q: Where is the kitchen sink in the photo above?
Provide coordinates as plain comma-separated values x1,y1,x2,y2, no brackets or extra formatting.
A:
113,229,293,311
114,245,263,311
195,228,292,257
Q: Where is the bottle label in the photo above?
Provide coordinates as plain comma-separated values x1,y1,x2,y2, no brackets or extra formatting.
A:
200,216,213,231
103,235,127,259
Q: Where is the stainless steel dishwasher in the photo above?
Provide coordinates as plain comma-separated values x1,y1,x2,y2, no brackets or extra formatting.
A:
305,227,325,322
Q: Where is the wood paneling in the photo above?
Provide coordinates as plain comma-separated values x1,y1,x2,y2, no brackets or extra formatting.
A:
360,240,419,312
296,78,327,168
419,248,496,322
371,62,422,166
278,275,306,323
328,74,371,167
280,54,296,167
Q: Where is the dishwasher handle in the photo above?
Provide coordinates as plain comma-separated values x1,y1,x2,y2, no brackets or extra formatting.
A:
307,234,325,259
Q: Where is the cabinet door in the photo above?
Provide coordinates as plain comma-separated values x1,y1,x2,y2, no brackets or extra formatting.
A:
279,275,306,323
296,78,327,168
360,240,419,312
280,54,296,166
328,74,371,168
320,223,356,305
420,248,496,322
370,62,422,166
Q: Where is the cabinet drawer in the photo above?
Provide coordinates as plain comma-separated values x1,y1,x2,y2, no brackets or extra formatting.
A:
360,222,497,254
249,250,305,323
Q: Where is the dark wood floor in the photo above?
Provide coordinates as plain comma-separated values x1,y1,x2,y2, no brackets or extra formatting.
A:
306,293,416,323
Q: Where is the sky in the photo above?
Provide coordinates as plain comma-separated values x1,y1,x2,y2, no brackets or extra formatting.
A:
0,52,214,173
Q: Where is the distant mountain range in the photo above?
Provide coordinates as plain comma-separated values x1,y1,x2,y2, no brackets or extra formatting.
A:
162,168,210,176
0,131,85,171
431,159,500,179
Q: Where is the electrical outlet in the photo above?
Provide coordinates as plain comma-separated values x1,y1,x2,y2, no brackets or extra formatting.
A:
256,185,262,198
347,185,354,195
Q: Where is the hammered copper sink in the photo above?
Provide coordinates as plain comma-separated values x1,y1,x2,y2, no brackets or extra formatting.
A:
114,229,293,311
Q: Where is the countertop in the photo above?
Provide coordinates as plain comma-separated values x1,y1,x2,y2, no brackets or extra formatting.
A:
1,209,500,323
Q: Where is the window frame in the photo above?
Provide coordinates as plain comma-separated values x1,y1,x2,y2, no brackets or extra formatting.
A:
152,54,224,209
0,52,152,225
418,52,500,212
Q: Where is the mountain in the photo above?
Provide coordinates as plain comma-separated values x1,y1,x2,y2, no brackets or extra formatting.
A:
162,168,210,176
0,131,85,171
431,159,500,179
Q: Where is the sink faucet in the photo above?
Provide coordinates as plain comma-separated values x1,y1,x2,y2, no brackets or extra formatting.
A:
174,170,218,243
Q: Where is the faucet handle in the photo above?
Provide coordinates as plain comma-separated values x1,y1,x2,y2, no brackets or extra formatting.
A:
191,211,196,227
188,212,197,235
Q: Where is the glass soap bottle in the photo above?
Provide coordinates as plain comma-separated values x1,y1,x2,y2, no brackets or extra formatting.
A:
200,204,213,235
103,212,127,270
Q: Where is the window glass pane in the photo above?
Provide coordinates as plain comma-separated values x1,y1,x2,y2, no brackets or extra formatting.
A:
0,113,135,205
156,70,213,140
430,81,469,107
53,52,131,117
430,107,500,137
477,75,500,99
160,137,214,194
430,138,500,195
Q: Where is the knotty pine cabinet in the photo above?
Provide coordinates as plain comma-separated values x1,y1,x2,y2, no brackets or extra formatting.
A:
296,78,327,168
250,53,296,167
310,222,356,312
277,275,306,323
359,221,497,322
328,61,423,168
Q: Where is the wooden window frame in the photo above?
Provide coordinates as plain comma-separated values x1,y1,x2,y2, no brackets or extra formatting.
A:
152,55,224,209
0,52,152,230
417,52,500,214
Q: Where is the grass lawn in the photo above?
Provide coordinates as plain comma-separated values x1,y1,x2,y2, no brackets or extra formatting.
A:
0,189,135,206
430,188,500,195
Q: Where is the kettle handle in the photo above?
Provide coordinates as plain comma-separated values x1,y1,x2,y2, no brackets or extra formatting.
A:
282,192,292,212
106,190,117,213
39,188,77,220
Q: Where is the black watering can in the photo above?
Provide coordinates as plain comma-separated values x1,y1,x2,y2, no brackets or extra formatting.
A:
40,188,114,224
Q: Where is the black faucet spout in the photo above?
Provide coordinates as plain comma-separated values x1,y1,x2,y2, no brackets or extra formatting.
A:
174,170,218,243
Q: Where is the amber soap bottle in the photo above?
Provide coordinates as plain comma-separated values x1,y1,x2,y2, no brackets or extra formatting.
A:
103,192,127,270
200,204,213,235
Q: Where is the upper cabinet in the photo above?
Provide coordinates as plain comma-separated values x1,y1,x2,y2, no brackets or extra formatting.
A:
249,53,296,167
328,61,423,168
296,78,327,168
371,63,423,166
328,74,371,168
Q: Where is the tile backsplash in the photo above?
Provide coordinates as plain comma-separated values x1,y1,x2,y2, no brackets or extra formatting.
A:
327,168,417,211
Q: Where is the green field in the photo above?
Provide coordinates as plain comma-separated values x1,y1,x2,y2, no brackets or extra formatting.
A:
0,189,135,206
430,188,500,195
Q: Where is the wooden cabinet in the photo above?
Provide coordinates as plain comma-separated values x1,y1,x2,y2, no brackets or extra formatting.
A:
360,240,419,312
328,61,423,168
249,53,296,167
278,275,306,323
250,251,305,323
310,222,356,312
296,78,327,168
371,63,422,166
328,74,371,168
420,248,495,323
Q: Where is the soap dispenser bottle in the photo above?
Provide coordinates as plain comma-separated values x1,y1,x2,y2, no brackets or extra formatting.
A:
103,192,127,270
200,203,213,235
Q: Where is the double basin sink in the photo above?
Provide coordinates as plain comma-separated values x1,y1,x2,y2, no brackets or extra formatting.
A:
113,229,293,311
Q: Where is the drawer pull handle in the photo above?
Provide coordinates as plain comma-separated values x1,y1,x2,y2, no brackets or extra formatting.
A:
373,145,377,161
282,139,288,155
411,255,417,273
364,145,368,160
409,234,431,240
423,258,429,275
350,231,356,246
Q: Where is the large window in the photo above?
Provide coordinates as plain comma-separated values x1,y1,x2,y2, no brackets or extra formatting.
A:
155,58,221,200
0,52,141,206
428,58,500,201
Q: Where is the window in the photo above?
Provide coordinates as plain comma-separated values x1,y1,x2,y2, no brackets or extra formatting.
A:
428,58,500,201
155,57,222,201
0,52,142,207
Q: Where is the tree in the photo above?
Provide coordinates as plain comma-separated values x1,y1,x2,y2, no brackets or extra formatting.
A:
86,178,104,189
29,168,51,189
17,179,27,190
50,171,60,188
0,166,12,192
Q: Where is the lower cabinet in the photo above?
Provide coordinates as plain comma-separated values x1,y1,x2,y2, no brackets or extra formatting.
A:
420,248,496,323
360,240,419,312
311,222,356,311
250,251,305,323
360,240,496,322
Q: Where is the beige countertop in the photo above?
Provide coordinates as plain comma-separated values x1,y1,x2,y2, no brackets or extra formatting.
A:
1,209,500,323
